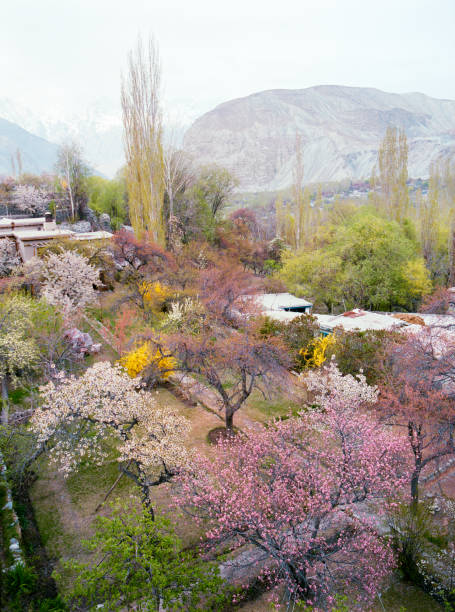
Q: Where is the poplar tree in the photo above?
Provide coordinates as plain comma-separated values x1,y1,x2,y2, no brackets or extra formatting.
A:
448,209,455,286
303,186,311,239
284,208,297,248
292,133,306,248
56,141,89,220
420,162,440,273
275,196,285,238
121,36,165,244
377,126,409,222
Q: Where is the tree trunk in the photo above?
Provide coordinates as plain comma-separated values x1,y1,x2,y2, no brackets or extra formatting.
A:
410,467,421,509
168,189,174,219
1,377,8,426
225,410,234,432
66,153,75,221
409,421,423,511
94,465,127,513
141,487,155,520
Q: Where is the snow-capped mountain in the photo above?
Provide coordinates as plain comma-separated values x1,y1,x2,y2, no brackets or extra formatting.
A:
0,96,215,177
183,85,455,191
0,97,123,176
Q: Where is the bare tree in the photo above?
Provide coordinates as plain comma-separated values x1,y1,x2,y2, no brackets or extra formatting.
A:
56,141,89,220
162,137,193,220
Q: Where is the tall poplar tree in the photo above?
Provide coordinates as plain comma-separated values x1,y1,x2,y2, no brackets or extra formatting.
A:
275,196,285,238
121,36,165,243
377,126,409,222
292,133,306,249
420,162,440,275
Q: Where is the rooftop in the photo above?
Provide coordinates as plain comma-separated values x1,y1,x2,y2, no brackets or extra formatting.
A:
318,309,409,333
252,293,313,311
12,229,73,241
71,231,113,241
0,217,47,227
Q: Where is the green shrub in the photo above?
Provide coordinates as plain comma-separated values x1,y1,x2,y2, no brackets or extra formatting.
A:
5,563,37,606
389,502,435,583
258,314,319,371
327,329,399,384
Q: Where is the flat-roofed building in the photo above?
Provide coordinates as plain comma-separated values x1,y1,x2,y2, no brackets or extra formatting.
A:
0,216,112,262
254,293,312,313
13,229,74,261
0,214,56,236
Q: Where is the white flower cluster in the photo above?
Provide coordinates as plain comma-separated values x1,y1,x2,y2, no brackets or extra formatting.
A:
0,295,39,381
167,297,204,325
31,361,190,476
304,360,379,409
12,185,49,215
41,250,99,312
0,238,21,277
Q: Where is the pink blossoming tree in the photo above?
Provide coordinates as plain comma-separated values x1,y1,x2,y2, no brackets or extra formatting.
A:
176,378,409,609
380,328,455,506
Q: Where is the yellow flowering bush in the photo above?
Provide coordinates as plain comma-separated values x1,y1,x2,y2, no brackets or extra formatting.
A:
120,341,176,380
139,281,171,310
299,334,336,368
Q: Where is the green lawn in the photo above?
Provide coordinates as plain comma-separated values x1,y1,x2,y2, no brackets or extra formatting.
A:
244,387,302,423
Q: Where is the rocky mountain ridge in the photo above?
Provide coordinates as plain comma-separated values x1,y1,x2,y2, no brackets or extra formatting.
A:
183,85,455,191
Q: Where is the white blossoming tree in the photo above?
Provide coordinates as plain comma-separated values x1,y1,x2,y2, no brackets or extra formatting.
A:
0,238,21,277
30,362,190,516
41,250,99,312
12,185,49,215
303,359,379,409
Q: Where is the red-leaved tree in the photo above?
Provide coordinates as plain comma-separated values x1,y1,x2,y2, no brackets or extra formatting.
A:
197,258,259,326
113,229,172,281
380,327,455,506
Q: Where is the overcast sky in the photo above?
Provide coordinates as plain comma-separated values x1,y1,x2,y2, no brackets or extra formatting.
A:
1,0,454,117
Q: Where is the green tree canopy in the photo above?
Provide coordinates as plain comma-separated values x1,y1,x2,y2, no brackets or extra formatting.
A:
280,209,431,311
86,176,127,229
59,501,230,611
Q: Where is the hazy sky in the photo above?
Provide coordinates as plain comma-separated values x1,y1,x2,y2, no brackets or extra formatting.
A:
1,0,454,116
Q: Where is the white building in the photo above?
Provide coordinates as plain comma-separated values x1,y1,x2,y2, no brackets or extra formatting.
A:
0,216,112,262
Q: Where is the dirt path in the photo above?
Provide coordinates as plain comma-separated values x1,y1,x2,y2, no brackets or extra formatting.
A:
423,458,455,499
45,472,87,536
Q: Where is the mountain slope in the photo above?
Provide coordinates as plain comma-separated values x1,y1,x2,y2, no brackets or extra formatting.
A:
0,117,60,176
183,85,455,191
0,98,123,177
0,97,213,177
